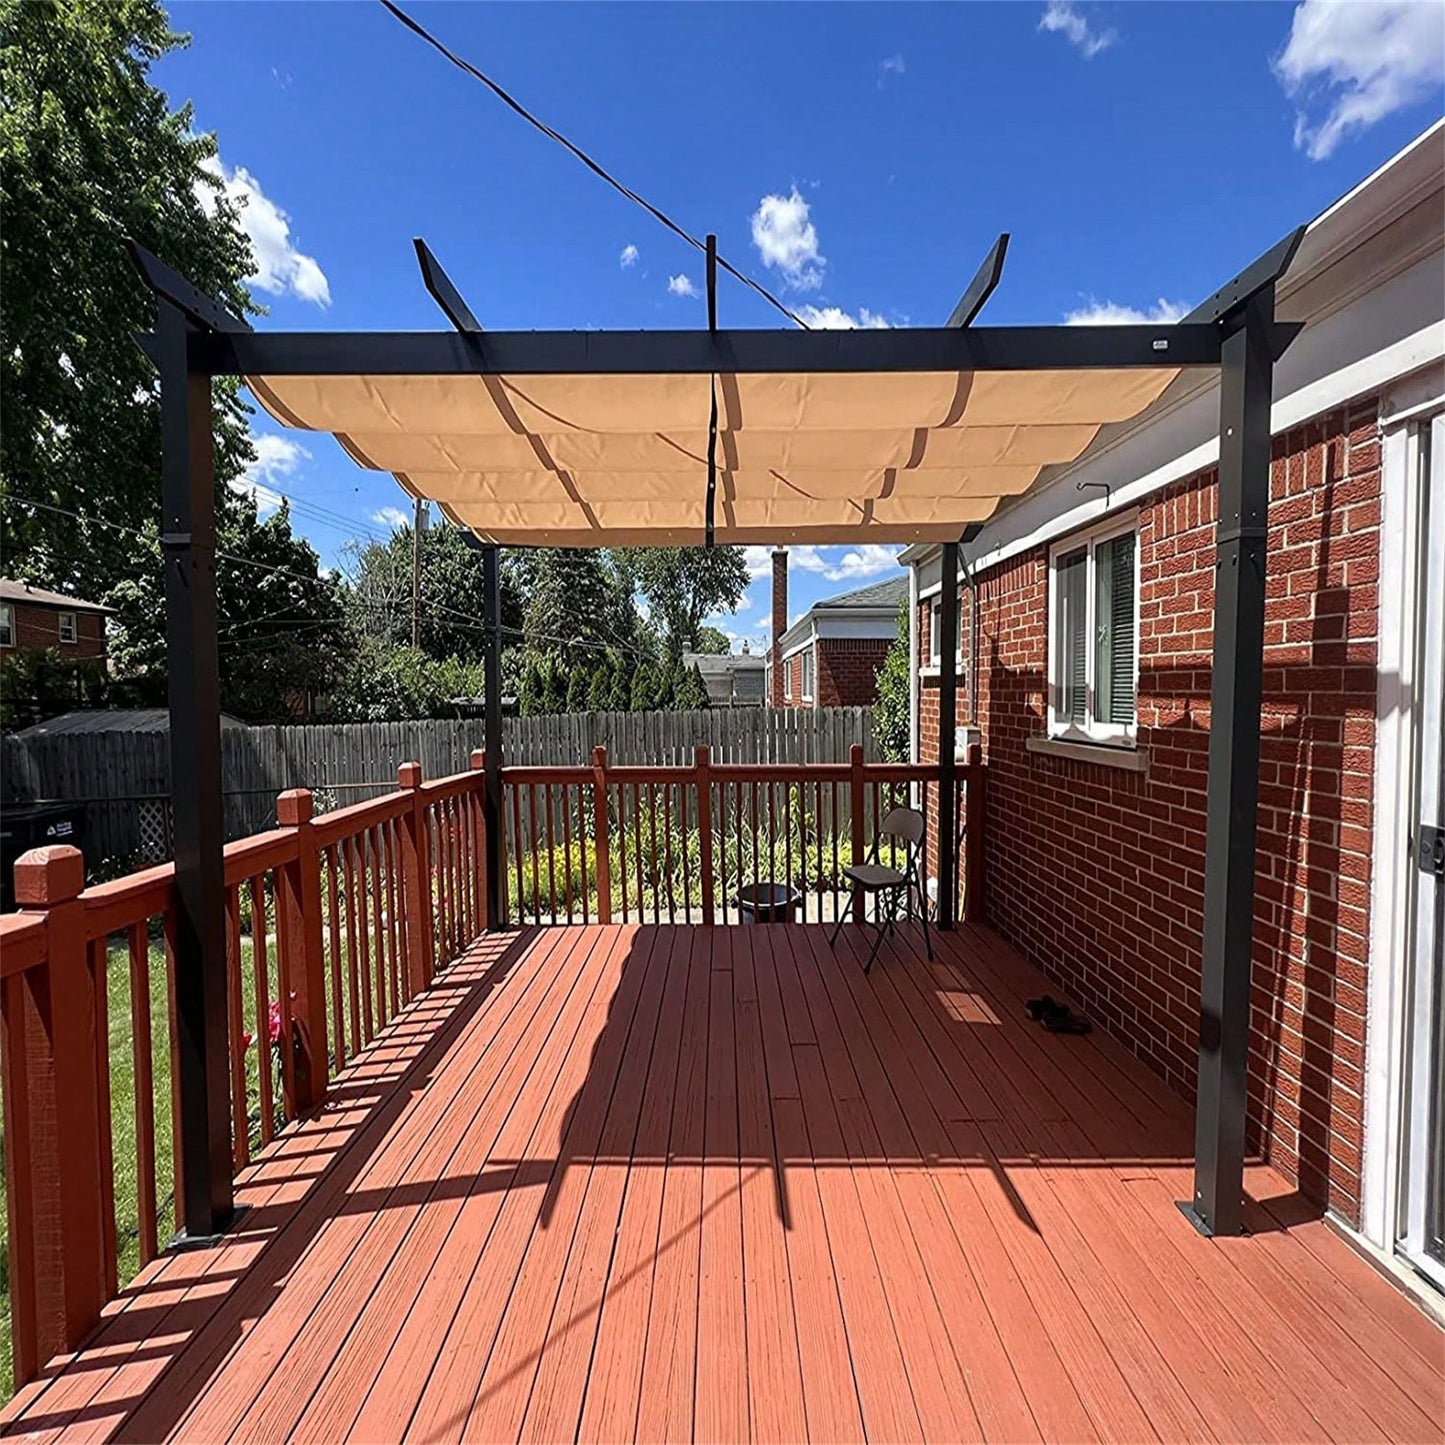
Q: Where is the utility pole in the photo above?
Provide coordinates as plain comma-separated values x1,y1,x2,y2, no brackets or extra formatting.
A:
411,497,426,648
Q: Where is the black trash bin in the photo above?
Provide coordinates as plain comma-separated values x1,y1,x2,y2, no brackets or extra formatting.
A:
736,881,800,924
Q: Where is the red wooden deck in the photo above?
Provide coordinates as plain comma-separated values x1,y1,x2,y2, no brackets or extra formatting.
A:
4,922,1441,1443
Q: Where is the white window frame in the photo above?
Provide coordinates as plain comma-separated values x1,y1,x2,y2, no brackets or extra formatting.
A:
783,659,793,699
927,595,964,669
1046,511,1140,747
800,645,814,703
57,610,78,645
0,603,12,647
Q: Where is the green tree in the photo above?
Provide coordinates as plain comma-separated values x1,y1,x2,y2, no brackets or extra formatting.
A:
565,660,592,713
587,656,615,712
694,624,732,656
1,0,254,594
618,548,750,659
519,653,547,717
629,661,660,712
343,522,523,664
873,608,912,763
673,662,711,711
608,655,631,711
328,644,485,722
517,550,638,669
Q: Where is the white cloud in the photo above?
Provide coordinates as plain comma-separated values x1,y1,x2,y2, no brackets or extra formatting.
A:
667,273,699,298
750,189,825,290
1064,296,1190,325
878,54,906,87
1274,0,1444,161
796,304,890,330
197,156,331,306
743,546,775,580
372,506,410,529
792,545,904,583
620,243,639,268
233,433,308,515
1038,1,1117,58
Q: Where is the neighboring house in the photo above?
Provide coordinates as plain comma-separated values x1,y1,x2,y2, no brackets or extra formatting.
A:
767,575,905,710
905,124,1444,1294
0,579,110,663
681,646,766,708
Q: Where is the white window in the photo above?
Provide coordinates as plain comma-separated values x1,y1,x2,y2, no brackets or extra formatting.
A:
928,595,963,668
784,659,793,698
0,604,12,647
1048,515,1138,744
57,610,77,645
801,647,814,701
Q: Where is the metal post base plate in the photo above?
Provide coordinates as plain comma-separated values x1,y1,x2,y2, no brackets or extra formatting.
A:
167,1202,249,1252
1175,1200,1247,1237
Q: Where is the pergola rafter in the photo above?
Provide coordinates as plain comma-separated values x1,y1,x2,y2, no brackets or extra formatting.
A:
128,222,1303,1245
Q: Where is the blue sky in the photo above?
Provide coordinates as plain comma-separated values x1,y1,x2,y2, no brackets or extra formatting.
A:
163,0,1444,649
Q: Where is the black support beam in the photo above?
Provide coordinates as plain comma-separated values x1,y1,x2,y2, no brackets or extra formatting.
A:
155,300,234,1240
1183,281,1280,1238
481,543,505,929
194,321,1224,379
946,233,1010,328
936,540,960,930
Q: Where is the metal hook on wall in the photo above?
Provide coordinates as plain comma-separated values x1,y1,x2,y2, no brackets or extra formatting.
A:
1075,479,1112,508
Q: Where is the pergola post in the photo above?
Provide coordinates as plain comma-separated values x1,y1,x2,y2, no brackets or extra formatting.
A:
481,542,505,929
1184,281,1280,1238
156,300,233,1239
936,540,960,930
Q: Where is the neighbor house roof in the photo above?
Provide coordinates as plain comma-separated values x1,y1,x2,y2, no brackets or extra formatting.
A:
682,650,766,706
12,709,246,738
0,580,111,614
775,574,907,654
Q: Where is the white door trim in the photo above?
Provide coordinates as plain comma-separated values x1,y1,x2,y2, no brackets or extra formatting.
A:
1361,365,1444,1271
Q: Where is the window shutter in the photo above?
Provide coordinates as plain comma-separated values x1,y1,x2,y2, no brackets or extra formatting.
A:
1095,533,1135,725
1057,549,1087,724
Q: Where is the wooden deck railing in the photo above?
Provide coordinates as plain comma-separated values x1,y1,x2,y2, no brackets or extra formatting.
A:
0,757,487,1388
500,742,984,928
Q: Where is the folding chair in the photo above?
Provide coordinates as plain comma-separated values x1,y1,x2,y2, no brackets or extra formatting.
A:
828,805,932,973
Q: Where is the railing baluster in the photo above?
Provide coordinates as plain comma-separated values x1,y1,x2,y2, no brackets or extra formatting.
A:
224,885,248,1167
527,785,542,925
638,786,650,919
591,750,611,925
89,936,118,1298
784,783,793,924
616,782,629,923
127,919,158,1267
561,781,575,924
370,826,386,1029
663,782,675,925
344,836,364,1049
544,782,558,925
249,875,274,1145
324,847,344,1069
509,783,525,927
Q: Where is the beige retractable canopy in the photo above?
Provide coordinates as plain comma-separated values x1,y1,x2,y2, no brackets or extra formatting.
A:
249,365,1181,545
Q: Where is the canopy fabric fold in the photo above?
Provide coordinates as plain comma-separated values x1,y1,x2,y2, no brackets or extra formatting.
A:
249,364,1181,545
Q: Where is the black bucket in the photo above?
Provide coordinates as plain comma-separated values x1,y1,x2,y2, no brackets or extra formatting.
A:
736,881,800,924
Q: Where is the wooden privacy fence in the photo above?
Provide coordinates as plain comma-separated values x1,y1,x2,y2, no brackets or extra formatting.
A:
1,707,876,863
0,757,486,1388
502,743,984,928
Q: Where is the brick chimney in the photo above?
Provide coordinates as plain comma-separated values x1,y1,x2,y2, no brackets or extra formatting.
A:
770,549,787,706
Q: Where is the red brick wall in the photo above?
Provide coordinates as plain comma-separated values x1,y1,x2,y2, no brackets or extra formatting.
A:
918,400,1380,1221
1,601,107,661
816,637,890,708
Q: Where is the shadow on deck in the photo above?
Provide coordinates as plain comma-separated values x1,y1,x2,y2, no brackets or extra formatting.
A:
3,922,1440,1443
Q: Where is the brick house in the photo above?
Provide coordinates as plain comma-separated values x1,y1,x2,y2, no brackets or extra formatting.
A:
905,126,1444,1297
766,572,905,710
0,580,110,663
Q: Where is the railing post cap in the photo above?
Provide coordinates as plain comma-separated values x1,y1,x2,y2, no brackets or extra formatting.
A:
276,788,314,826
470,748,485,771
398,761,422,787
14,845,85,906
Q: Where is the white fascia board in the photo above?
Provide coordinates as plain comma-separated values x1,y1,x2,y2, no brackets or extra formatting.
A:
780,624,816,662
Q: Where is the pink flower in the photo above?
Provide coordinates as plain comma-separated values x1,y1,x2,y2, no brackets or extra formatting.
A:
241,1030,254,1051
268,1001,283,1047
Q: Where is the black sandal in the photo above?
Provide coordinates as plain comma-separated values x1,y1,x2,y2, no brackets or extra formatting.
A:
1041,1007,1092,1035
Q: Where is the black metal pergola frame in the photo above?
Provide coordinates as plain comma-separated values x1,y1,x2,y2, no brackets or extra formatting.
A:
131,225,1302,1245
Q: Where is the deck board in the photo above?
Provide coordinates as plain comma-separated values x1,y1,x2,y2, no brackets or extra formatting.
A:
4,921,1441,1445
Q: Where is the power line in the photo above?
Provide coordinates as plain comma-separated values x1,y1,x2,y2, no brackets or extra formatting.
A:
377,0,808,330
